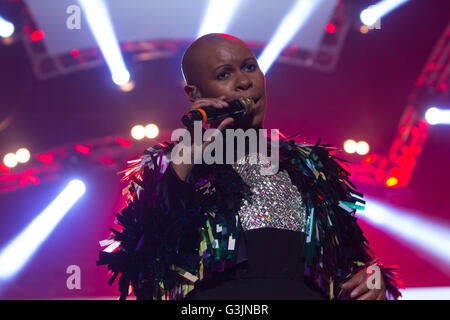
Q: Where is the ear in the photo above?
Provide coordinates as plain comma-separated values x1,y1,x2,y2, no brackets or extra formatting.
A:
184,85,202,102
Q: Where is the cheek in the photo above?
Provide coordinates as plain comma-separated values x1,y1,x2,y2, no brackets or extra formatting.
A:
202,82,234,98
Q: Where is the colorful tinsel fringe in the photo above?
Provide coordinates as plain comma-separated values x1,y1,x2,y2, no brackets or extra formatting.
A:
97,137,403,300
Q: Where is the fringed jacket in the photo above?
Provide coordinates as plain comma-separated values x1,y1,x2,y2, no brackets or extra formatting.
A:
97,137,403,300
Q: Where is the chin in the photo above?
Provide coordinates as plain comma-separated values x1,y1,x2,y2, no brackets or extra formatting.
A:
232,116,262,131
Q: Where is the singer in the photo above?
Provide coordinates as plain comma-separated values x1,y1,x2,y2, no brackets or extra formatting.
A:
97,33,403,300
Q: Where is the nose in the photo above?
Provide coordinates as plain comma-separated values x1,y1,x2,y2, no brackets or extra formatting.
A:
235,72,253,92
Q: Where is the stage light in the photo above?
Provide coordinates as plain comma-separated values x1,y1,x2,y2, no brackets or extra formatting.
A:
131,125,145,140
360,25,369,34
119,80,135,92
3,153,18,168
385,176,399,187
78,0,131,86
343,139,357,154
257,0,325,74
361,197,450,265
0,16,14,38
30,30,45,42
425,107,450,125
360,0,409,27
16,148,31,164
145,124,159,139
400,287,450,300
356,141,370,155
0,179,86,280
325,23,336,34
197,0,241,37
71,48,79,58
112,71,131,86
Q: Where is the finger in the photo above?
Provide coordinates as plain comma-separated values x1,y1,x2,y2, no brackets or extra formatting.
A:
356,289,379,300
340,272,364,290
216,117,235,131
350,278,369,298
190,100,224,110
377,290,387,300
189,99,227,111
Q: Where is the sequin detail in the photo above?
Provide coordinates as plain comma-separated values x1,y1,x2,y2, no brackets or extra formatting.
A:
231,152,307,232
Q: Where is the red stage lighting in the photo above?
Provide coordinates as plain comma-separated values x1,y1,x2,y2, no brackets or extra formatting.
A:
37,152,54,164
325,23,336,34
71,48,79,57
116,137,132,148
385,176,399,187
74,144,91,155
30,30,45,41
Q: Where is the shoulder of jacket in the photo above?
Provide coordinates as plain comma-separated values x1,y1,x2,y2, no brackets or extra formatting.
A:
119,141,177,198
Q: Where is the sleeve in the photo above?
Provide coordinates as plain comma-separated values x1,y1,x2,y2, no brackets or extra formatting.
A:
282,139,403,300
159,161,196,213
96,143,203,300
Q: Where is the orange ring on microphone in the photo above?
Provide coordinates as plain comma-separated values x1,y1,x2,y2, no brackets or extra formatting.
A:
197,108,207,124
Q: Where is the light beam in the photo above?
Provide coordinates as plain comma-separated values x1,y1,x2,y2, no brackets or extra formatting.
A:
257,0,325,74
78,0,130,85
0,180,86,280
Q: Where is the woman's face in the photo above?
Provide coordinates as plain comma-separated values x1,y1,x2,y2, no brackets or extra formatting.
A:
185,39,267,130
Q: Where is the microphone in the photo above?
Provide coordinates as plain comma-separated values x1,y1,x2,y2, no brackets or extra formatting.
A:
182,97,255,127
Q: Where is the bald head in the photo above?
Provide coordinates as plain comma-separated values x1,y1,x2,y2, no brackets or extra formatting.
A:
181,33,252,87
180,33,266,130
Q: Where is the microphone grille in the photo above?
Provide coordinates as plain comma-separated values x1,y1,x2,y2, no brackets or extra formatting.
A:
238,97,255,114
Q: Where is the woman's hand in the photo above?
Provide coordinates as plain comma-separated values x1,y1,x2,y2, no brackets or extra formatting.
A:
172,95,232,181
340,265,387,300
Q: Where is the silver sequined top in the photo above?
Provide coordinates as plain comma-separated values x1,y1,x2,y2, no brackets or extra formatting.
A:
231,152,307,233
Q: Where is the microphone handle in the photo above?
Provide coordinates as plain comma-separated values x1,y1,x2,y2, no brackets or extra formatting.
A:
182,100,246,127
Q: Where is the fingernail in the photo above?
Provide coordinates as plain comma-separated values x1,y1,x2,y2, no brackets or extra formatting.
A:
350,290,357,298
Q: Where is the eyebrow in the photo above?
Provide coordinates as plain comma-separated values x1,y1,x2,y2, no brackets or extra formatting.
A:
213,57,256,73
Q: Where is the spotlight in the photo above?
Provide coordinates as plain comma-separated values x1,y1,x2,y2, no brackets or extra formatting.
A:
361,197,450,264
197,0,241,37
119,80,135,92
0,179,86,279
356,141,370,155
360,7,378,27
144,124,159,139
0,16,14,38
360,0,409,27
30,30,45,42
359,25,369,34
3,153,18,168
112,71,131,86
325,23,336,34
425,107,450,125
257,0,324,74
16,148,31,164
385,176,399,187
343,139,357,154
79,0,131,86
131,125,145,140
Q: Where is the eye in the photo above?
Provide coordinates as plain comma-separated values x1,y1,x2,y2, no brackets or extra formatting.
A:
216,72,230,80
244,63,256,72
